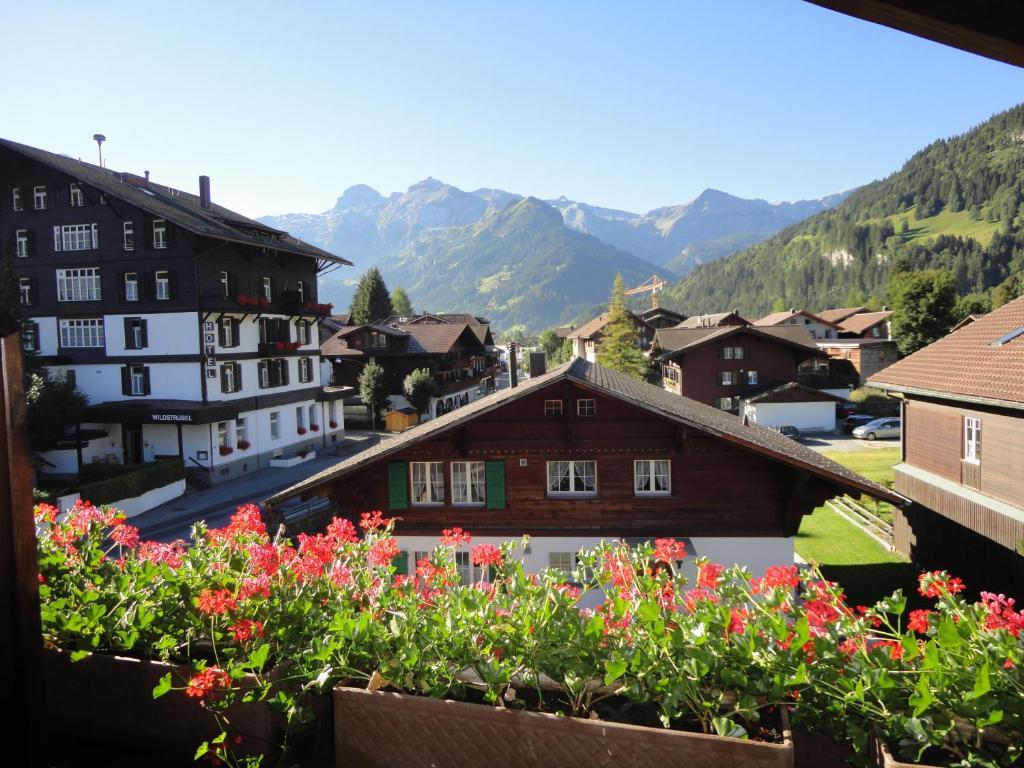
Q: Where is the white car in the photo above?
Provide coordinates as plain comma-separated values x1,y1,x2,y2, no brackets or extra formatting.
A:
852,417,901,441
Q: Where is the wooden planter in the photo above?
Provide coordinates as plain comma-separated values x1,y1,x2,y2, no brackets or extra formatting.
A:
334,686,793,768
872,733,941,768
44,648,275,760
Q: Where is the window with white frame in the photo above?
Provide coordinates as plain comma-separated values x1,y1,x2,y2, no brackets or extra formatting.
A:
452,461,485,505
295,406,305,430
18,278,31,305
716,397,734,411
964,416,982,463
54,223,99,251
57,267,101,302
259,361,270,388
15,230,28,258
220,317,235,347
634,459,671,495
747,370,759,385
33,186,48,210
124,272,139,301
69,183,84,207
220,270,230,297
576,398,595,417
125,317,146,349
128,364,147,396
308,404,317,429
296,280,305,302
270,411,280,440
155,270,170,300
216,422,229,448
454,551,475,585
153,220,167,249
21,323,37,352
544,399,563,417
546,460,596,496
60,318,104,348
12,188,22,211
235,418,247,444
222,363,237,393
548,552,575,575
262,276,272,300
721,346,744,360
410,461,444,505
123,221,135,251
297,321,310,345
718,371,734,386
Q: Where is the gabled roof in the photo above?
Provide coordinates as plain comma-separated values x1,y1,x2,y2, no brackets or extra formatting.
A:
568,311,648,340
399,322,482,354
554,326,576,338
653,324,824,359
869,297,1024,409
742,381,847,405
0,137,351,267
838,311,892,335
818,306,867,324
754,309,839,328
266,358,902,507
638,307,687,323
675,311,749,329
320,324,410,357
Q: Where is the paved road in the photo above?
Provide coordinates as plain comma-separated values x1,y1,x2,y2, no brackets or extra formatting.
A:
134,430,394,541
800,432,900,453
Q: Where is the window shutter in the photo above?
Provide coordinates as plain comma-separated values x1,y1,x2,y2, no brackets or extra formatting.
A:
232,318,240,347
394,550,409,576
282,360,289,386
28,277,37,306
229,273,238,296
485,461,505,510
388,462,409,510
140,319,148,348
120,366,130,396
144,272,156,300
28,322,40,351
26,230,35,257
142,367,151,396
53,226,62,252
234,362,243,390
218,321,226,347
123,318,134,349
117,271,127,301
167,271,178,300
165,223,175,248
220,364,228,393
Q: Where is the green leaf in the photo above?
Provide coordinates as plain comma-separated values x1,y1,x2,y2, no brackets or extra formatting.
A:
785,662,808,687
909,675,934,717
712,717,748,739
937,617,961,648
70,649,90,662
977,708,1003,728
248,642,270,672
153,672,172,699
969,662,991,700
603,658,627,686
638,600,661,624
194,742,209,760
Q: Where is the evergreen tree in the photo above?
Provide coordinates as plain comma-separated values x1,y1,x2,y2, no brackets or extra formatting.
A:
402,368,434,416
392,287,413,317
888,269,958,355
27,371,88,451
358,360,390,433
348,268,394,324
595,275,649,380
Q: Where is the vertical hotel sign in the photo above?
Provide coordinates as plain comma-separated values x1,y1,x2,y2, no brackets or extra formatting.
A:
203,321,217,379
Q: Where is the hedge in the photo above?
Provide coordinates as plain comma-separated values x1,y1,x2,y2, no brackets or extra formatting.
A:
78,459,185,506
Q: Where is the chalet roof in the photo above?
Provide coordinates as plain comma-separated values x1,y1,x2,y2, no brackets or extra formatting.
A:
554,326,576,338
266,358,901,507
754,309,839,328
869,297,1024,409
399,322,480,354
320,323,410,357
742,381,847,405
675,311,749,329
568,311,647,340
839,311,892,335
818,307,867,324
653,325,823,359
638,307,687,323
0,138,351,267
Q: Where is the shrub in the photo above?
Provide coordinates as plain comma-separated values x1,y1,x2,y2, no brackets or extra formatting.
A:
77,459,184,506
849,386,900,416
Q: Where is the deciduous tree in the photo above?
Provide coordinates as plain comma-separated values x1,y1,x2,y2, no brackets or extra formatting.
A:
392,287,413,317
888,269,958,355
358,361,390,433
402,368,434,416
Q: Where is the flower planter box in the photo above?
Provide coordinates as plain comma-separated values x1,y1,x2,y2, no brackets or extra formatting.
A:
44,647,274,758
269,450,316,468
872,733,941,768
333,687,793,768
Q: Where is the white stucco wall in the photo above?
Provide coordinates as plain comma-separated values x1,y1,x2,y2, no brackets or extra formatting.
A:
105,312,200,355
114,478,187,517
742,401,837,433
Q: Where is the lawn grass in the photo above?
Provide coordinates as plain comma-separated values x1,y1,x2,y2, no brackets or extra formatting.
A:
822,447,900,523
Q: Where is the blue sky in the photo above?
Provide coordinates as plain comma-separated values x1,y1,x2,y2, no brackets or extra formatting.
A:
3,1,1023,218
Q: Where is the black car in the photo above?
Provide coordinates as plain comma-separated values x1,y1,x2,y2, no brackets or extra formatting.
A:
842,414,875,434
776,425,801,440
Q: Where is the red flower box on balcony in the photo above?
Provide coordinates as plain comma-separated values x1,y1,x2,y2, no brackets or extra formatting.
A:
297,427,307,435
237,439,251,450
290,341,301,350
218,446,233,456
275,341,286,351
236,294,251,306
310,424,320,432
260,297,271,307
329,421,339,429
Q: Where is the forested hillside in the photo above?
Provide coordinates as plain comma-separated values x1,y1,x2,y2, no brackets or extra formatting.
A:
662,104,1024,315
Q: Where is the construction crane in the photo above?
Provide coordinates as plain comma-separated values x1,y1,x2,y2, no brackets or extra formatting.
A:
625,274,668,309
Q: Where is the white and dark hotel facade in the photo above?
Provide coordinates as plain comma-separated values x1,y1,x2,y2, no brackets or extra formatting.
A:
1,138,352,483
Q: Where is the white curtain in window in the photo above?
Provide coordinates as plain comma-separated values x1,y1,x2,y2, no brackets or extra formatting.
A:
635,461,651,492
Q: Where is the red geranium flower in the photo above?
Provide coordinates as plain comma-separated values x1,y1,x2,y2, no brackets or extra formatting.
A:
186,666,232,700
471,544,502,568
360,510,389,530
697,562,724,589
230,619,264,643
440,527,472,547
368,538,400,567
197,588,237,616
110,522,140,549
907,609,933,634
918,570,966,598
652,537,686,563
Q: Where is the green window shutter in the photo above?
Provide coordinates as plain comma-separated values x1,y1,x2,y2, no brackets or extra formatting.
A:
388,462,409,510
485,461,505,510
395,549,409,575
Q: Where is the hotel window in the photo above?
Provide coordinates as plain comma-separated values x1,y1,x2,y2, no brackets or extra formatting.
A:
69,183,84,207
219,317,238,348
124,272,139,301
18,278,32,306
123,364,149,396
270,411,281,440
216,422,229,448
718,371,734,386
746,370,758,385
546,460,596,496
155,270,170,300
258,359,289,388
60,318,104,348
123,221,135,251
220,270,230,297
21,322,38,352
261,276,272,301
544,399,563,416
576,398,595,417
56,267,101,301
221,362,241,394
298,357,313,383
15,229,28,258
964,417,982,463
124,317,147,350
295,406,305,430
54,223,99,251
259,361,270,388
296,280,305,302
153,220,167,249
452,461,486,505
33,186,48,210
12,188,22,211
308,404,317,429
410,461,444,505
634,459,671,495
297,320,310,345
235,417,247,444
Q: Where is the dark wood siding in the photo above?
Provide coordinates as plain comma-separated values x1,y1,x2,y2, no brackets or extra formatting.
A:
904,400,961,482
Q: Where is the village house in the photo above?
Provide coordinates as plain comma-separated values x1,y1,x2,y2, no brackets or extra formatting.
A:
636,306,687,330
1,137,351,483
651,324,827,411
869,296,1024,589
753,308,841,340
266,359,899,584
675,310,749,329
568,311,654,362
816,308,898,387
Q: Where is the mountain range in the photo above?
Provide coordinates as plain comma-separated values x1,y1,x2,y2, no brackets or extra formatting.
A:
260,181,848,330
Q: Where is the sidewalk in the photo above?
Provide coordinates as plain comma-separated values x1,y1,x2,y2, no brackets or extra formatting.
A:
134,430,394,541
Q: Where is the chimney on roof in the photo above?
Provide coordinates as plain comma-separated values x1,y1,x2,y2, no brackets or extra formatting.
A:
199,175,211,209
144,170,150,188
789,308,796,314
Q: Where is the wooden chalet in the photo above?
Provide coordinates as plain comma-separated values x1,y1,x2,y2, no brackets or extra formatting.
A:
636,306,687,330
869,297,1024,589
267,359,899,582
675,310,749,329
652,325,828,411
753,309,842,340
568,311,654,362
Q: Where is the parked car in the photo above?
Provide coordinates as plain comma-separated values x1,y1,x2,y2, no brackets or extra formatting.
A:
852,417,901,441
774,425,801,440
842,414,875,434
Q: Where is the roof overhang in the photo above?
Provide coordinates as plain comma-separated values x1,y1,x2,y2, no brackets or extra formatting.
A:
866,380,1024,413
